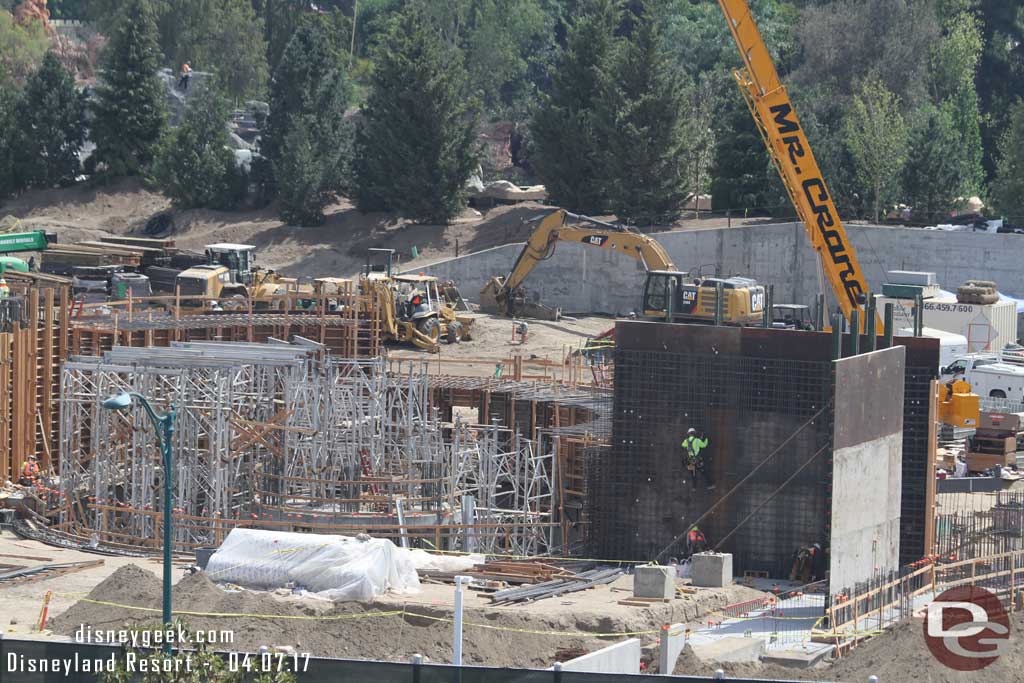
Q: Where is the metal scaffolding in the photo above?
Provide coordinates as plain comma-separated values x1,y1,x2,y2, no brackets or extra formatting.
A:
58,342,559,555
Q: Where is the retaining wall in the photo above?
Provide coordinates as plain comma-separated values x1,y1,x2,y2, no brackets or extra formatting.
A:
408,223,1024,315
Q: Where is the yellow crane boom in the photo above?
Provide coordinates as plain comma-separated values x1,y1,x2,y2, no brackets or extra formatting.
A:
717,0,876,331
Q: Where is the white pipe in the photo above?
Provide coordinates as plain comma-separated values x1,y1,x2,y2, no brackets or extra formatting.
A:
453,575,472,666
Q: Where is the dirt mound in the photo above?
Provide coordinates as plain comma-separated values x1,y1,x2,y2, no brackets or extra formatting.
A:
49,564,162,632
49,568,767,668
673,613,1024,682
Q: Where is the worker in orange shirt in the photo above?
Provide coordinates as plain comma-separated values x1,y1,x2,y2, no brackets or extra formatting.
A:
19,455,39,486
177,62,192,90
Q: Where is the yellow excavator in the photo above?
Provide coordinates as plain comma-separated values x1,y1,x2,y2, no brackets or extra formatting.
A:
479,209,767,325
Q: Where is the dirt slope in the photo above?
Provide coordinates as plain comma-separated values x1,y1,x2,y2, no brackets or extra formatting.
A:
3,180,768,281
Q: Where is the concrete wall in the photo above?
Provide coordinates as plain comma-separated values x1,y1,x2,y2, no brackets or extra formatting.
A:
555,638,641,674
829,347,905,594
409,223,1024,315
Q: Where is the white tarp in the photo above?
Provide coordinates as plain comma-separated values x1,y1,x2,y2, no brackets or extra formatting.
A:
205,529,421,600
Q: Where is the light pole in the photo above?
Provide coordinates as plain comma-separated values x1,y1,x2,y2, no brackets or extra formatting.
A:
102,391,176,646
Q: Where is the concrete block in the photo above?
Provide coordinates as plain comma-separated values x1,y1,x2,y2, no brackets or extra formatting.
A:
689,637,765,664
691,552,732,588
634,564,674,599
760,642,833,669
887,270,937,286
555,638,641,674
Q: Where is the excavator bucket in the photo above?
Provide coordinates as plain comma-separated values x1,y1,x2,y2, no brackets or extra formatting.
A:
478,276,505,314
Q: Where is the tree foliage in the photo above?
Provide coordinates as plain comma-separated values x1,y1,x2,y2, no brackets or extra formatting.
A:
903,104,964,218
529,0,620,213
153,80,241,209
90,0,269,99
842,77,908,222
0,11,49,86
263,17,352,225
993,103,1024,220
13,51,87,189
596,0,692,224
91,0,167,177
354,2,480,223
0,86,17,199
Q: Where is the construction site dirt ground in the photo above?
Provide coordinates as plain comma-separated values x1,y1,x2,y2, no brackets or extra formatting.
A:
389,314,616,377
21,555,764,669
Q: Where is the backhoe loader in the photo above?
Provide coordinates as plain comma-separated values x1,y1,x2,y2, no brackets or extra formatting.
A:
360,249,474,352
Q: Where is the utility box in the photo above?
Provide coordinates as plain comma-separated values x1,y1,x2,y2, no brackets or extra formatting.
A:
634,564,675,599
691,552,733,588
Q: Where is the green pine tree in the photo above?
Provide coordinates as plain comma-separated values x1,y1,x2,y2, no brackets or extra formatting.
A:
277,117,325,226
903,104,964,220
992,103,1024,220
595,0,691,225
14,52,87,189
153,80,241,209
90,0,167,176
529,0,620,213
354,2,481,224
0,85,16,199
262,17,352,225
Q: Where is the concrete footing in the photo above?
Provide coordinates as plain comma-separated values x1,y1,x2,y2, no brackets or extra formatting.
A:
634,564,675,599
691,552,732,587
688,637,765,664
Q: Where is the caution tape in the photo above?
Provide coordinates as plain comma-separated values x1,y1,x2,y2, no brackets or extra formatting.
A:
63,597,406,622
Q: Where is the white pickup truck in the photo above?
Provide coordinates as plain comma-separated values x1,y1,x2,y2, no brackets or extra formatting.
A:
941,353,1024,400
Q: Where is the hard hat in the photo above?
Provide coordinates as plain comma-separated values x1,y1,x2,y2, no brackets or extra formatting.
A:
687,427,696,434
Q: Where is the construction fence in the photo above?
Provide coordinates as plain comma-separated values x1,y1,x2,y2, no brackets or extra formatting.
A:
823,548,1024,643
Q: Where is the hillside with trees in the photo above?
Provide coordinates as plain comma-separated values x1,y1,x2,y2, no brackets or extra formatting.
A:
0,0,1021,228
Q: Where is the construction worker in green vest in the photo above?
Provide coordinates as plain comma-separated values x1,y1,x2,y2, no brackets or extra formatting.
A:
682,427,714,491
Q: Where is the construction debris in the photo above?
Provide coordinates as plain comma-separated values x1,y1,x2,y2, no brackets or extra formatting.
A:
0,559,104,587
489,567,622,605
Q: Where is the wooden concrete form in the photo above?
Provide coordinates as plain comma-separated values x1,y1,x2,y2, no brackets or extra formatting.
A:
70,291,383,358
0,284,70,483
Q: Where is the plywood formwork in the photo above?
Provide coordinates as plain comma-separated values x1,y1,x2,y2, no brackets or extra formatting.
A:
57,345,563,555
0,283,70,482
69,307,383,359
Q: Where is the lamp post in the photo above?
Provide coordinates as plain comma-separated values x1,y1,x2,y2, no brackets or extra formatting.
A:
102,391,176,645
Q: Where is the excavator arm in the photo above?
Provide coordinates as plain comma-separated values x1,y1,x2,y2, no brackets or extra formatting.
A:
479,209,677,318
716,0,877,332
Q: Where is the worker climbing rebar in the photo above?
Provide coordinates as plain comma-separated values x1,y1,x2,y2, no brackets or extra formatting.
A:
682,427,715,491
